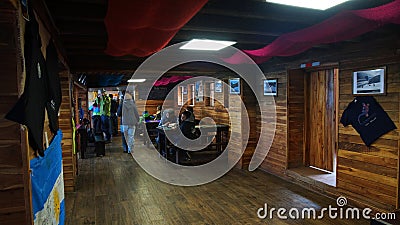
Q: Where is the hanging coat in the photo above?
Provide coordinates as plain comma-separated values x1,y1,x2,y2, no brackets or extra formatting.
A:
5,10,48,156
45,40,62,134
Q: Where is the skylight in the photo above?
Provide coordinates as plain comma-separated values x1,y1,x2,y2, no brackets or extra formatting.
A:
180,39,236,51
127,79,146,83
265,0,350,10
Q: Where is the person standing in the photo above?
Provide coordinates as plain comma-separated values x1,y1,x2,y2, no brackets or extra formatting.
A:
117,92,140,154
154,105,162,120
109,94,118,136
96,89,111,142
89,91,102,134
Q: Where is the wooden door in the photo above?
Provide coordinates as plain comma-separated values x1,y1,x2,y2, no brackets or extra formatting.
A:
305,69,336,172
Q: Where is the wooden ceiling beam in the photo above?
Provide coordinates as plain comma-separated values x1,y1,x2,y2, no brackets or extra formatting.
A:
62,43,106,50
57,21,284,38
45,1,105,22
199,8,322,25
68,58,145,72
202,0,326,21
187,13,309,34
56,20,105,36
173,30,277,44
181,25,282,37
46,0,106,5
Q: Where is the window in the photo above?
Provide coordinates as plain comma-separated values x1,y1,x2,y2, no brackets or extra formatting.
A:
189,84,195,106
178,86,184,106
210,82,215,106
205,82,215,107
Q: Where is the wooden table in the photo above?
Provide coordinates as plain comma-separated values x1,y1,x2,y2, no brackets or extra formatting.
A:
195,124,229,153
142,120,160,146
156,124,229,163
156,126,180,162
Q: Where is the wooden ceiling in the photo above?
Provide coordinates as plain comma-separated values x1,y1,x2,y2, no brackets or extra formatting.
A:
43,0,394,87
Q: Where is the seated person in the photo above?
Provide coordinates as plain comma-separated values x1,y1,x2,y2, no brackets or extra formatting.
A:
179,107,195,125
186,106,195,123
179,111,196,140
156,108,177,146
158,108,177,127
140,110,154,122
176,110,197,160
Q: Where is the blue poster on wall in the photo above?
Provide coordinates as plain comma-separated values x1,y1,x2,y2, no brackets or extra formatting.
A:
30,130,65,225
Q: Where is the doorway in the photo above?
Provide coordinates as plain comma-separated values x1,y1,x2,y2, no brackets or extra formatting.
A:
287,68,338,186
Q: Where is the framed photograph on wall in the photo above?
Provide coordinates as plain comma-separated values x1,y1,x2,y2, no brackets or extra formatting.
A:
264,79,277,96
353,67,386,95
195,80,203,102
215,80,222,93
181,86,187,94
229,78,240,94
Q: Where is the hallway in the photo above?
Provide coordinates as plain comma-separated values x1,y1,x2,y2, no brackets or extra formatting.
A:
65,139,369,225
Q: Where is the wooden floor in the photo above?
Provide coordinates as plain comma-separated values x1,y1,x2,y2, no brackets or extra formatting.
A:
65,137,369,225
289,167,336,187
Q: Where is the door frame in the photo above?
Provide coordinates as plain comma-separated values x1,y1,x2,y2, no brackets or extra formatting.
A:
286,65,339,172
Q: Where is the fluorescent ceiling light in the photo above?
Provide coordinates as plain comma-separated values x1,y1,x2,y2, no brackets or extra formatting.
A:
265,0,350,10
180,39,236,51
127,79,146,83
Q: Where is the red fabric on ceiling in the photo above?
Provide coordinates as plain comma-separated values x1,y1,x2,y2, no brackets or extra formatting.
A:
153,76,192,86
104,0,208,57
225,0,400,64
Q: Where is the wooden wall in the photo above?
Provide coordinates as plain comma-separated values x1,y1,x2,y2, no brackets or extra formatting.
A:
73,83,88,124
227,79,245,168
287,70,305,169
59,71,76,192
258,72,288,175
189,82,229,126
337,61,400,211
0,2,32,224
255,32,400,212
136,100,164,116
241,81,260,169
173,81,230,126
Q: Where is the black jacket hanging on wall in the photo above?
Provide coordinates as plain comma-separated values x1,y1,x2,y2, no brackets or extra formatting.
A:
45,40,62,134
5,11,47,156
340,96,397,146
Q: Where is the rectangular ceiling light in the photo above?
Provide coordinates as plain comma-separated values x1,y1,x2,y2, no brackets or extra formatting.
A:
180,39,236,51
127,79,146,83
265,0,350,10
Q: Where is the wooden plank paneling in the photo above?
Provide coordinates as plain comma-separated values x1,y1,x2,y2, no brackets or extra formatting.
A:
259,72,287,174
136,99,164,116
257,33,400,213
398,83,400,209
59,71,76,192
241,81,260,169
287,70,305,168
337,62,400,211
0,2,32,224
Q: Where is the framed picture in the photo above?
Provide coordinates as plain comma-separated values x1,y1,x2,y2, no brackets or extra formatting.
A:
353,67,386,95
229,78,240,94
264,79,277,96
195,80,203,102
215,80,222,93
181,86,187,94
